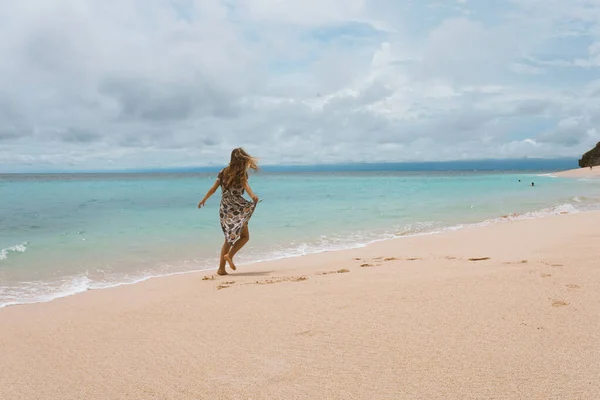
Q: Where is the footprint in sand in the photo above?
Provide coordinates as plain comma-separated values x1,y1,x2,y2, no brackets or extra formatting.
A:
468,257,491,262
542,262,563,267
317,269,350,275
503,260,528,265
360,263,375,268
216,281,235,290
202,275,217,281
541,273,552,278
566,284,581,290
253,276,308,285
551,299,569,307
361,257,417,266
296,330,316,337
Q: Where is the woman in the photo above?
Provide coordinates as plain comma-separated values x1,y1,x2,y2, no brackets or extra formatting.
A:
198,148,259,275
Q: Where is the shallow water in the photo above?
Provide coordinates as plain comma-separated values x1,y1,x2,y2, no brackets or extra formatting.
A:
1,170,599,307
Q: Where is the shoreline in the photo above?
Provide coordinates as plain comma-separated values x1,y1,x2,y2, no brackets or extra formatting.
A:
3,167,595,310
2,209,600,399
0,197,592,310
553,167,600,178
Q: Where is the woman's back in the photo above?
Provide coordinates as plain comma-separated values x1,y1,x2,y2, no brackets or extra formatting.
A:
219,167,247,193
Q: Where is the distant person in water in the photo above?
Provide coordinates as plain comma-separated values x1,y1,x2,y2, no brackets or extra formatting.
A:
531,182,535,187
198,148,260,275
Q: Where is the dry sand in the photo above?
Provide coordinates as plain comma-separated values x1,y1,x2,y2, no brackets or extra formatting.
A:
554,167,600,178
1,212,600,399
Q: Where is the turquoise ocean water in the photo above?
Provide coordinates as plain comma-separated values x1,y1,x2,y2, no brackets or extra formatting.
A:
2,169,600,307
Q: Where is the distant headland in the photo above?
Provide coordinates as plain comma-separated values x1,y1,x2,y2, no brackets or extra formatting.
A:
578,142,600,168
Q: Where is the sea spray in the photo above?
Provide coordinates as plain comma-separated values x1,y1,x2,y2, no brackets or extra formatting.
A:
0,242,28,261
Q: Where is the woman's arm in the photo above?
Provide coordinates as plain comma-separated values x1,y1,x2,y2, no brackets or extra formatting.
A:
198,178,220,208
243,179,259,203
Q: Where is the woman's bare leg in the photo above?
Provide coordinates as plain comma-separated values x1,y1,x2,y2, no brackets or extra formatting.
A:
218,240,231,275
224,225,249,270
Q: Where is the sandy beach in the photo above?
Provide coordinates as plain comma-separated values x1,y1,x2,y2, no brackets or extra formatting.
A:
554,167,600,178
1,211,600,399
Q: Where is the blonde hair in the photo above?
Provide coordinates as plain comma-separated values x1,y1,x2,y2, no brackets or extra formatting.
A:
222,148,258,188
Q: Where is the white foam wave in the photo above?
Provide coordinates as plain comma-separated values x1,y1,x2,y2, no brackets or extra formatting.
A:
377,203,585,242
537,173,558,178
0,275,91,308
0,266,220,309
0,242,28,261
481,203,579,225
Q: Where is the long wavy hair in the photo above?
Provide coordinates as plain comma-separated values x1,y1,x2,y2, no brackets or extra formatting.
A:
223,148,259,188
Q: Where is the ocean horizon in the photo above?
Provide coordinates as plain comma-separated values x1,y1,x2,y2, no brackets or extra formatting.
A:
0,157,579,174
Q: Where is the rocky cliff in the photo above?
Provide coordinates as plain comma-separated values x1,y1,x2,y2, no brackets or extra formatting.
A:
578,142,600,168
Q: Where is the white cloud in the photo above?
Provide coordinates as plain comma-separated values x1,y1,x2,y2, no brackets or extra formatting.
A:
1,0,600,171
510,63,545,75
235,0,368,27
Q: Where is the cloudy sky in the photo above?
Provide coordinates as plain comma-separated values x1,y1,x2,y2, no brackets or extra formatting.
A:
1,0,600,171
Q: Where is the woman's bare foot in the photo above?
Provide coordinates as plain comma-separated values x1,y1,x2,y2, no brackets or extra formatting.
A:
224,254,237,271
217,269,228,276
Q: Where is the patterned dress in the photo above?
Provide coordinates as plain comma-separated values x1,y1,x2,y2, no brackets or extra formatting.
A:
217,169,258,245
